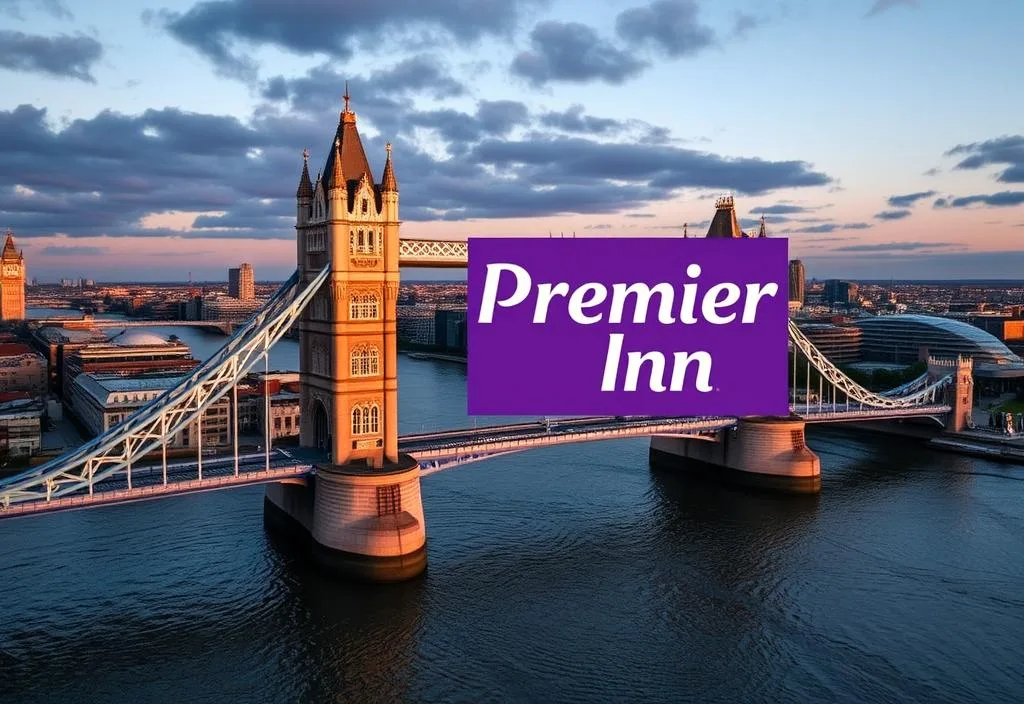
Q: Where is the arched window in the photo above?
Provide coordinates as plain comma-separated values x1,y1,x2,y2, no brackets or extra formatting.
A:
350,229,356,251
349,292,380,320
350,344,380,377
351,402,381,436
367,230,376,252
358,229,365,250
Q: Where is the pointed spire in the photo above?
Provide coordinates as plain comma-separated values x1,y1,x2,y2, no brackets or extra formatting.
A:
757,214,767,238
2,230,17,260
382,142,398,193
683,222,688,238
296,147,313,199
330,137,345,191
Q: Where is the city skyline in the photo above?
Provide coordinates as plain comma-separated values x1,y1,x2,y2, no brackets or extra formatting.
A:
2,0,1023,281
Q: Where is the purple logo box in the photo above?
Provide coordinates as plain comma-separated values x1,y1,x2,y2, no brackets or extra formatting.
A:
467,237,790,416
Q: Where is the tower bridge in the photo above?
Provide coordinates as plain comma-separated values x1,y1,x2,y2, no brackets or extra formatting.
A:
0,96,975,582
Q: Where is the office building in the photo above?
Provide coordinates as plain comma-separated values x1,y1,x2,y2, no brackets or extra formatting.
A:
789,260,806,305
228,263,255,301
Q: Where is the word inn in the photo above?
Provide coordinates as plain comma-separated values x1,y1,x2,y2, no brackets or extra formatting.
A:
478,262,780,393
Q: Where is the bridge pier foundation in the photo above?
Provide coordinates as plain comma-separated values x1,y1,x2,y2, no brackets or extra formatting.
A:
650,416,821,494
264,454,427,582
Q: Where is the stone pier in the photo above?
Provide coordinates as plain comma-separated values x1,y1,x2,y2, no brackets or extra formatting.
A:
650,416,821,493
264,455,427,582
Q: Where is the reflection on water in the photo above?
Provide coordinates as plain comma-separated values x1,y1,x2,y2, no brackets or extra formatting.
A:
1,326,1023,703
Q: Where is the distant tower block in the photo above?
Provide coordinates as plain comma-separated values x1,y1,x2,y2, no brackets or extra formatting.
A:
0,230,26,321
264,89,426,582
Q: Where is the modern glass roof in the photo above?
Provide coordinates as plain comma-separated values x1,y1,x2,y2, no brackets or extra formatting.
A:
853,314,1023,364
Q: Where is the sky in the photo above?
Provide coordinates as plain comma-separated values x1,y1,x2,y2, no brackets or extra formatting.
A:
1,0,1023,282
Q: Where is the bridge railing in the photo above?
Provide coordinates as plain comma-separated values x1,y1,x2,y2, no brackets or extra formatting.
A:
0,264,331,508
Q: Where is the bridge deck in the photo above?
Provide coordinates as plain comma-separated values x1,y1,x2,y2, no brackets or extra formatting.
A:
0,406,953,519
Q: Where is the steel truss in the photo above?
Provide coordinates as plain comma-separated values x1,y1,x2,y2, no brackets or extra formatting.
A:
0,264,330,509
398,238,468,266
788,319,954,408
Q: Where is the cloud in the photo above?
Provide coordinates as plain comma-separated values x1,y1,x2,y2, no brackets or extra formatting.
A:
731,12,761,37
615,0,716,58
923,167,940,176
0,30,102,82
0,0,72,20
945,135,1024,184
934,191,1024,208
875,209,912,220
788,222,872,234
38,245,109,256
832,241,958,253
155,0,543,81
751,203,819,215
0,60,833,239
886,190,936,208
539,104,624,136
625,213,656,218
538,104,671,143
865,0,919,18
511,21,647,86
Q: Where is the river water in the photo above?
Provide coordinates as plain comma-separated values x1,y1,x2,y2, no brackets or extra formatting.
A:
1,326,1023,703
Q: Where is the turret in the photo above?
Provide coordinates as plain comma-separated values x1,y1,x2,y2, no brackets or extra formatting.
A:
381,142,398,223
328,136,347,215
296,148,313,225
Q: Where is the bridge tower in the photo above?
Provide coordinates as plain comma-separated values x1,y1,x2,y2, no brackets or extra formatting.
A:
929,355,974,432
265,92,426,582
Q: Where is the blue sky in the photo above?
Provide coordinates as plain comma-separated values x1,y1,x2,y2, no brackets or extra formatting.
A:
1,0,1023,281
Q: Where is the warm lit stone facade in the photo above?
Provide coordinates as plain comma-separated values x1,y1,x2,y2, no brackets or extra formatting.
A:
0,231,25,321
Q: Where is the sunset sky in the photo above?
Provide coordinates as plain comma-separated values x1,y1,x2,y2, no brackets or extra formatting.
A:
2,0,1023,282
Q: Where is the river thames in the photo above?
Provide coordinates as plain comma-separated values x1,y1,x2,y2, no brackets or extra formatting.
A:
1,326,1023,703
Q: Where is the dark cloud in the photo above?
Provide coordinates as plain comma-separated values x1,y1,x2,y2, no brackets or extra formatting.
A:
865,0,919,18
539,104,623,135
408,100,530,144
0,30,102,82
469,137,830,199
945,135,1024,184
0,0,72,20
537,104,671,143
37,244,108,255
875,209,912,220
923,167,940,177
934,191,1024,208
155,0,543,81
615,0,716,58
625,213,656,218
511,21,647,86
833,241,957,253
887,190,936,208
0,60,834,238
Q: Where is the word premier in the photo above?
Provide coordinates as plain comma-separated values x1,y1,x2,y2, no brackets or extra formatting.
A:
477,262,780,393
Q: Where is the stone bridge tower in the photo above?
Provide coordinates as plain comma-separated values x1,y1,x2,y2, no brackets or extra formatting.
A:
265,92,426,582
928,355,974,432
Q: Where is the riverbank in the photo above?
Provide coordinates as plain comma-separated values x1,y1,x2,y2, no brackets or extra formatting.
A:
405,351,467,364
929,433,1024,463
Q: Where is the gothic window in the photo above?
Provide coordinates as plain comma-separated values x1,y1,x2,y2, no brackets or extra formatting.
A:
351,401,380,436
362,198,368,214
349,292,380,320
367,230,376,252
350,344,380,377
358,229,365,250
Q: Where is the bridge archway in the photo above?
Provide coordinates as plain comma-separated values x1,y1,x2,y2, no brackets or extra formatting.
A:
313,400,331,453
